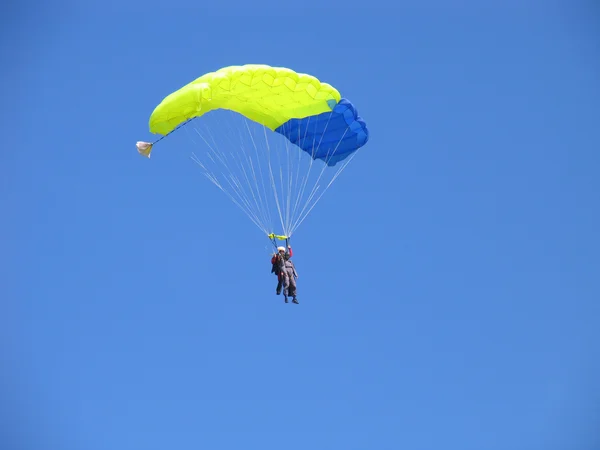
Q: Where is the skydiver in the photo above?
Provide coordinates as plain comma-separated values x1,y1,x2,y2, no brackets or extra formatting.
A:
271,245,298,304
271,245,291,297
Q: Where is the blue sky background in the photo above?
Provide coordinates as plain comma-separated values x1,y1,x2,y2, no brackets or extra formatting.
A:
2,1,599,449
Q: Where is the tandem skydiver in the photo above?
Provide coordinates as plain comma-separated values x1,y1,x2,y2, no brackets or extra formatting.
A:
271,244,298,304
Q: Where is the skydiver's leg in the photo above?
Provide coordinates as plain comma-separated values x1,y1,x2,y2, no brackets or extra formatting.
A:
287,269,297,298
282,272,290,302
276,273,282,295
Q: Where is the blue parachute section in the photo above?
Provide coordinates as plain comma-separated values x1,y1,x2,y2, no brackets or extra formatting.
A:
275,98,369,166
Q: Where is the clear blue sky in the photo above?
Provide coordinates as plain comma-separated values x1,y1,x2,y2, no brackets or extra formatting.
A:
2,1,599,449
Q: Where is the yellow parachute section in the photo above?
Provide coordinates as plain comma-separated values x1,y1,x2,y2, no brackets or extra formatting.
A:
149,64,342,136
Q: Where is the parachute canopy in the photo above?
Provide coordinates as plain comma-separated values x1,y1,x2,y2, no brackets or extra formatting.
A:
145,64,368,166
138,64,369,239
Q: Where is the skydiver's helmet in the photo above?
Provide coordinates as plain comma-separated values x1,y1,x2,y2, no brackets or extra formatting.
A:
277,246,285,253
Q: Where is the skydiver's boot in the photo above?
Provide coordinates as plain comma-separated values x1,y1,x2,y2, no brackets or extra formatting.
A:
292,297,299,304
284,295,289,303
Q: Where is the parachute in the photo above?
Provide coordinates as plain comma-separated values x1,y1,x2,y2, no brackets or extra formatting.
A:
137,64,369,242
